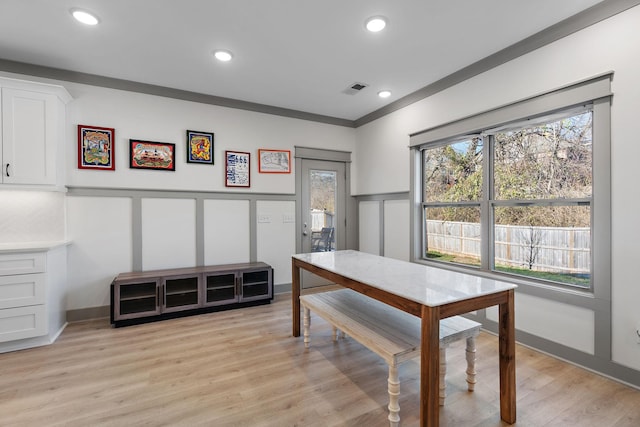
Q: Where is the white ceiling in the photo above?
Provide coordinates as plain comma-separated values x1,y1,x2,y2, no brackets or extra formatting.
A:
0,0,606,122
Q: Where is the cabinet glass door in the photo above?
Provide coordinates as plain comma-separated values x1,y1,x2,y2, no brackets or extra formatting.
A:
240,269,272,302
203,272,239,306
116,280,161,320
163,275,200,312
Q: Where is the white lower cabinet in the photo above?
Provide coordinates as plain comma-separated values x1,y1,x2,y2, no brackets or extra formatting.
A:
0,305,47,342
0,245,67,352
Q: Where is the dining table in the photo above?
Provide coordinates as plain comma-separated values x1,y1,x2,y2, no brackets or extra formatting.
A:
291,250,517,427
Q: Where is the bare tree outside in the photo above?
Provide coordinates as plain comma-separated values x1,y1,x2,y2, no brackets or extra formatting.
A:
310,170,337,214
521,225,542,270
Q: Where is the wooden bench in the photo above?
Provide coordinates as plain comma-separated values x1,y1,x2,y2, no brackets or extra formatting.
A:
299,289,481,427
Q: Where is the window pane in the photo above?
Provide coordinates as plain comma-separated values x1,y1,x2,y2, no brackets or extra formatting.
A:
423,138,483,202
310,170,337,252
493,205,590,287
494,112,592,200
425,206,480,267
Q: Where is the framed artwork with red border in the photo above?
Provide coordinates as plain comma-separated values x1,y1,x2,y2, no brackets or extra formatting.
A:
258,149,291,173
225,150,250,187
78,124,115,170
129,139,176,171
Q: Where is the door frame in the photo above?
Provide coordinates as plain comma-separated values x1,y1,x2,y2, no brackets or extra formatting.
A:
294,146,356,255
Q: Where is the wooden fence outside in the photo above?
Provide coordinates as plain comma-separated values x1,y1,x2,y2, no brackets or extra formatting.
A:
426,220,590,274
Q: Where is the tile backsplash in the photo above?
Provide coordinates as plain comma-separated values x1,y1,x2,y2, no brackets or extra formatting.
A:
0,191,65,243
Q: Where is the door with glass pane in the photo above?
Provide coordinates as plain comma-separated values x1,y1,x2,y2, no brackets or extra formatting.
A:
300,159,346,287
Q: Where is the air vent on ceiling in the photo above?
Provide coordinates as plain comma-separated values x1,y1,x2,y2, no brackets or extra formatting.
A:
342,82,369,95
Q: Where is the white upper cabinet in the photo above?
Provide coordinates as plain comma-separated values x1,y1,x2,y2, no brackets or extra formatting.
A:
0,78,71,188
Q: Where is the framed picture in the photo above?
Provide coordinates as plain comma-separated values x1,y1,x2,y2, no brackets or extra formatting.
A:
225,151,250,187
186,130,214,164
77,125,115,170
258,149,291,173
129,139,176,171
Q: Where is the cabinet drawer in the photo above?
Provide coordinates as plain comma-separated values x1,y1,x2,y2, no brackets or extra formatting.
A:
0,305,47,342
0,253,46,276
0,274,46,309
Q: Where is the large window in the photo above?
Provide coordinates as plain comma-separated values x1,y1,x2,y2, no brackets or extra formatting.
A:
412,74,611,291
423,110,592,287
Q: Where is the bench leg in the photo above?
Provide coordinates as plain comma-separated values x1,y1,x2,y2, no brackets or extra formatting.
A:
466,336,477,391
303,307,311,349
439,346,447,406
387,364,400,427
333,328,347,340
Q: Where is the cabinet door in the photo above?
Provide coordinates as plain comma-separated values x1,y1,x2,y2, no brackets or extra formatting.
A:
162,274,201,313
0,305,47,342
114,279,161,320
239,268,272,302
0,252,46,276
0,274,46,309
2,88,57,185
202,272,239,307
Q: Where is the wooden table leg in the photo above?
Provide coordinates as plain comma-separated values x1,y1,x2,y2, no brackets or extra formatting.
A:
499,289,516,423
292,260,301,337
420,305,440,427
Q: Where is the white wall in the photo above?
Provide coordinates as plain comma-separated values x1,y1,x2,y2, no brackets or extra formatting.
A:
141,198,197,271
66,196,132,309
384,199,410,261
256,200,296,285
354,5,640,372
357,199,410,262
358,201,380,255
203,199,250,265
486,294,595,355
62,83,355,194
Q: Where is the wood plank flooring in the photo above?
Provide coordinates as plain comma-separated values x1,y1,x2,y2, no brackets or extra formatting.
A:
1,293,639,426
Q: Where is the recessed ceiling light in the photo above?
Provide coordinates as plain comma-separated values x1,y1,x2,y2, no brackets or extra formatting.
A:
378,90,392,98
365,16,387,32
213,50,233,62
71,9,99,26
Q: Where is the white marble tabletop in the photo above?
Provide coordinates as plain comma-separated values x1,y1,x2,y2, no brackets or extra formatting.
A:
293,250,516,307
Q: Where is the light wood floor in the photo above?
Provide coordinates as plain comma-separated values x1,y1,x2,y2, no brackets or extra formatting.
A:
1,294,639,427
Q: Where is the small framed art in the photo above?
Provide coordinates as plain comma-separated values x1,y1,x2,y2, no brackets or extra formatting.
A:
225,150,250,187
129,139,176,171
78,125,115,170
258,149,291,173
186,130,214,165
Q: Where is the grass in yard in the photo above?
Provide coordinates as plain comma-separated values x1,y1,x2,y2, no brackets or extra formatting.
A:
426,251,590,287
494,265,590,287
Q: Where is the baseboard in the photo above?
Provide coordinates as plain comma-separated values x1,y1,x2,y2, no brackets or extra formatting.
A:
66,305,110,322
274,282,292,295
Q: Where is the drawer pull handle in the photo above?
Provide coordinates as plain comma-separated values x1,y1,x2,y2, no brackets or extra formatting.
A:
5,163,10,177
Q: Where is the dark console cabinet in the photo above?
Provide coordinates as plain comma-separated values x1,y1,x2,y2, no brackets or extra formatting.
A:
111,262,273,327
